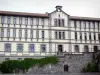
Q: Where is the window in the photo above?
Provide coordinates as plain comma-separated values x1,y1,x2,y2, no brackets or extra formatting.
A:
7,16,10,24
62,31,65,39
25,17,28,25
17,44,23,52
85,33,87,41
80,32,82,40
59,32,61,39
42,31,44,39
36,18,39,25
74,21,76,28
89,33,91,40
1,29,4,37
94,33,96,40
1,16,5,24
74,45,79,52
41,18,44,25
93,22,95,29
18,58,22,60
62,19,65,27
19,17,22,25
5,58,10,61
36,30,39,39
13,29,16,38
7,28,10,37
25,29,27,39
54,19,57,26
5,43,11,52
84,45,89,52
41,44,46,52
88,22,90,29
19,29,22,38
58,19,61,26
97,22,99,30
75,32,77,40
30,18,33,25
29,44,34,52
84,21,86,29
98,34,100,42
79,21,81,29
13,17,16,24
55,31,57,39
30,29,33,38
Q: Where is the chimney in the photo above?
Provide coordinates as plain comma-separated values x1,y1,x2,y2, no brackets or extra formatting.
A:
55,5,62,11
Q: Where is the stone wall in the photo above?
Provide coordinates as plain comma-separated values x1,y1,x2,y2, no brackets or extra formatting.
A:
27,52,93,74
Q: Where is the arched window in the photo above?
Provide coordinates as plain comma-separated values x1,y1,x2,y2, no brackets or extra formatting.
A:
94,46,98,52
74,45,79,52
84,45,89,52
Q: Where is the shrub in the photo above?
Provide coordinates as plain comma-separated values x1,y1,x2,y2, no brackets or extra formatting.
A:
82,61,98,72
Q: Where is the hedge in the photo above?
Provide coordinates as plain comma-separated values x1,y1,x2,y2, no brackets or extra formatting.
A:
0,56,59,73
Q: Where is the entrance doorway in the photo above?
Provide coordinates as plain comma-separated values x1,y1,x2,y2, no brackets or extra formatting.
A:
58,45,63,52
64,64,68,72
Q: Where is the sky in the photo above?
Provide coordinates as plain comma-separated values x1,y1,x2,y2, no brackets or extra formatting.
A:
0,0,100,18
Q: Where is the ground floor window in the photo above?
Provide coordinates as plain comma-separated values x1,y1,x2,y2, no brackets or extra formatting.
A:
5,43,11,52
17,44,23,52
5,58,10,61
84,45,89,52
29,44,34,52
94,46,98,52
41,44,46,52
74,45,79,52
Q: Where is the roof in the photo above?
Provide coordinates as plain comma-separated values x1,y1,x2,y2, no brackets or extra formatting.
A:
0,10,49,18
69,16,100,21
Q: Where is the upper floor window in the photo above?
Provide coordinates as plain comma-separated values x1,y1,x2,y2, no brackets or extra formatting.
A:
19,17,22,25
13,17,16,24
84,45,89,52
54,19,57,26
41,44,46,52
88,22,90,29
55,31,65,39
74,45,79,52
25,17,28,25
36,18,39,25
7,16,10,24
42,31,44,39
54,19,65,27
84,21,86,29
79,21,81,29
94,33,96,40
36,30,39,39
19,29,22,38
13,29,16,38
30,18,33,25
98,33,100,42
97,22,99,30
85,33,87,41
80,32,82,40
92,22,95,29
89,33,91,40
30,29,33,38
25,29,27,39
74,21,76,28
7,28,10,37
41,18,44,25
1,16,5,24
5,43,11,52
29,44,34,52
17,44,23,52
62,31,65,39
75,32,77,40
1,29,4,37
